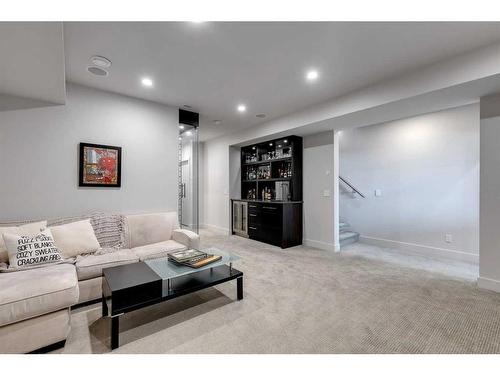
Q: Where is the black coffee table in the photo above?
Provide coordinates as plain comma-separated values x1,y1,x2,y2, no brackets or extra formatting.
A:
102,248,243,349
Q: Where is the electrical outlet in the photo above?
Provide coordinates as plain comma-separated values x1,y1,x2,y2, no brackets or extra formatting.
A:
375,189,382,197
445,234,453,243
323,189,331,197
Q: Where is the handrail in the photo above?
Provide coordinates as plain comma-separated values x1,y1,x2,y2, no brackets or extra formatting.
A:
339,176,365,198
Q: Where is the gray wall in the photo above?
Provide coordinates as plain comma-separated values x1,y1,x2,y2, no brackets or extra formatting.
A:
339,104,479,261
479,94,500,291
303,131,335,250
0,83,179,221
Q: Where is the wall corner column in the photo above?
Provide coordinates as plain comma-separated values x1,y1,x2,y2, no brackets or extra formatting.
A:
333,130,340,252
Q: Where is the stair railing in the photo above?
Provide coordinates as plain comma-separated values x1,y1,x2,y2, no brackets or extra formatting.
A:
339,176,365,198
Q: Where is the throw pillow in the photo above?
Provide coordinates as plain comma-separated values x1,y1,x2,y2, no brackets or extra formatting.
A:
2,229,63,270
0,221,47,264
50,219,100,258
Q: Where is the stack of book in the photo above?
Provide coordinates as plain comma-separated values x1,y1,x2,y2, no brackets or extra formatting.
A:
168,249,222,268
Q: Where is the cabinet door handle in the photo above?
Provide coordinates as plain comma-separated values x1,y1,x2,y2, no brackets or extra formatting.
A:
249,213,257,217
249,205,257,208
249,226,257,230
263,206,277,210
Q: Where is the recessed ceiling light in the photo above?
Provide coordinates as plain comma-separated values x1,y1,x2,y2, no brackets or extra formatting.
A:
178,137,182,141
213,120,222,125
252,147,256,150
179,125,185,130
237,104,246,113
306,69,319,81
256,114,266,118
87,66,108,77
269,143,273,146
90,55,112,68
141,77,153,87
284,140,288,143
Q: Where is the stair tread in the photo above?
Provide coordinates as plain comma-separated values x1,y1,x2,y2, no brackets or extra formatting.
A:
339,231,359,240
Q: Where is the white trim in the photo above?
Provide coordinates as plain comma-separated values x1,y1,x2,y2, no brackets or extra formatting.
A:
359,235,479,263
477,277,500,293
200,223,230,235
304,239,339,252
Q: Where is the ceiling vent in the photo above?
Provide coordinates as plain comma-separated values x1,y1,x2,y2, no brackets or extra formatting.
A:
87,66,109,77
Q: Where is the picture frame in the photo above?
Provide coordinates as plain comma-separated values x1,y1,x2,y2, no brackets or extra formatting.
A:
79,142,122,187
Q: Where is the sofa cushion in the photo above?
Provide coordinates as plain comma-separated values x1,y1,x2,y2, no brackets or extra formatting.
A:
50,219,101,258
76,249,139,281
0,264,78,327
0,221,47,264
131,240,186,261
3,229,63,270
123,212,179,249
48,212,124,248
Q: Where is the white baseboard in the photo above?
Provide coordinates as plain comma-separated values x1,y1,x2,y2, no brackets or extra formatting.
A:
477,277,500,292
200,223,230,235
304,239,340,252
359,235,479,264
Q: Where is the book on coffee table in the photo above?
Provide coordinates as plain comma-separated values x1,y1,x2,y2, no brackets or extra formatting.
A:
168,249,222,268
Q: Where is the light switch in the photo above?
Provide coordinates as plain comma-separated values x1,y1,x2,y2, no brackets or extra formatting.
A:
375,189,382,197
323,189,331,197
325,170,331,175
445,234,453,243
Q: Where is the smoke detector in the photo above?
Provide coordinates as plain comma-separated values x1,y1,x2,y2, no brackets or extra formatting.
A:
90,55,112,68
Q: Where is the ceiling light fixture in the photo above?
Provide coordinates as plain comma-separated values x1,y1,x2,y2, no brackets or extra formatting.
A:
237,104,246,113
179,125,185,130
306,69,319,81
141,77,153,87
90,55,112,68
186,131,192,136
269,143,273,146
213,120,222,125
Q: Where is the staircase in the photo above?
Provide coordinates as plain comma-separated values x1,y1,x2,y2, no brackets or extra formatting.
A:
339,176,363,247
339,220,360,247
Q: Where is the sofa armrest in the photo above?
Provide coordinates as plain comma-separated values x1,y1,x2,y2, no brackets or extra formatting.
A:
172,229,200,250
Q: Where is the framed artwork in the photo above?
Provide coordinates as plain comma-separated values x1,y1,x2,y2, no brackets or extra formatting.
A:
79,143,122,187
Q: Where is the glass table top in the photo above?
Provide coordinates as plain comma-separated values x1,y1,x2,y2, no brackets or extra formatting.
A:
144,247,240,281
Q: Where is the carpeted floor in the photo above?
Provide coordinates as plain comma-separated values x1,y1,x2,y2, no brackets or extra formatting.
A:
57,229,500,354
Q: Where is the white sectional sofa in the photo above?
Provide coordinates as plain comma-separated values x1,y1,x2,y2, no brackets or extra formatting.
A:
0,211,199,353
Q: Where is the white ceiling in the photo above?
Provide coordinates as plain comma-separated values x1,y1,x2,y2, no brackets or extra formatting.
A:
63,22,500,140
0,22,66,109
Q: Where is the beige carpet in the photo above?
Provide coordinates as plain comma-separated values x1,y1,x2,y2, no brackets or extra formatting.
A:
57,229,500,354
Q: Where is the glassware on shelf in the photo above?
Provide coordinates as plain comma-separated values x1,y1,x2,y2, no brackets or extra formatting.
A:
246,166,257,180
246,188,256,200
258,165,270,180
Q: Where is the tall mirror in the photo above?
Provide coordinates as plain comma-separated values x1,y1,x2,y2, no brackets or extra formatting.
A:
178,123,199,233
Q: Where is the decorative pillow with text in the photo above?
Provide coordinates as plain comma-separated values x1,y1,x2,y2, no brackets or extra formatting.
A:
2,229,63,270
